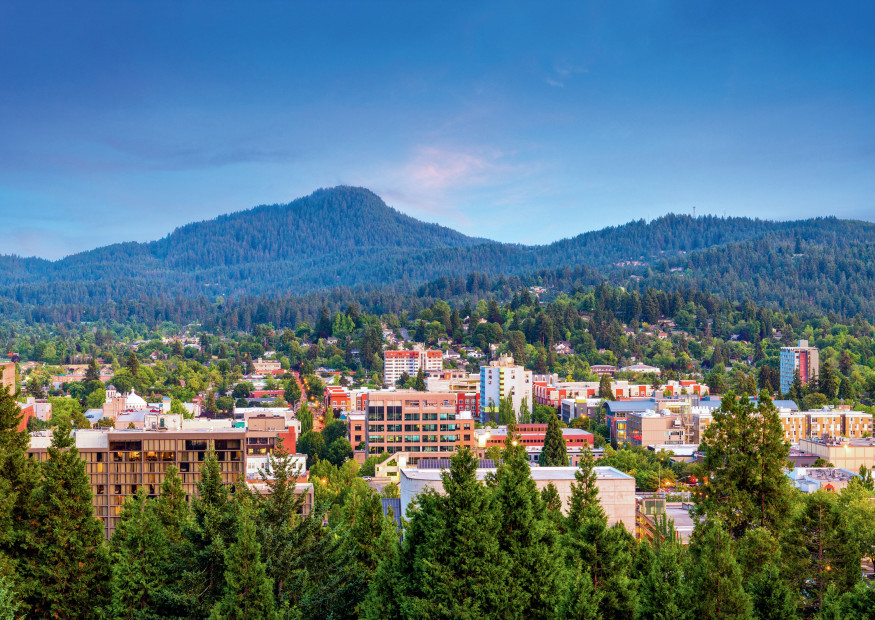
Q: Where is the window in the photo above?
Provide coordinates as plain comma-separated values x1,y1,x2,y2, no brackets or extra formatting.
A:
423,435,438,442
404,413,420,421
422,424,437,431
185,440,208,451
405,424,421,432
404,435,421,443
387,424,402,432
368,424,385,432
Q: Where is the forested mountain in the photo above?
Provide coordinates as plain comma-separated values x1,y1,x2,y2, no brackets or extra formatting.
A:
2,185,875,322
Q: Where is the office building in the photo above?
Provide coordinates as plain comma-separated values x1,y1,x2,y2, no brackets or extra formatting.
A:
362,391,476,459
27,425,308,538
780,340,819,393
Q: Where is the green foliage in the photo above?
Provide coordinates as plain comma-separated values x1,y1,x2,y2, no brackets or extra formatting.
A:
24,417,110,617
209,496,278,620
539,412,568,467
697,391,793,539
686,521,753,619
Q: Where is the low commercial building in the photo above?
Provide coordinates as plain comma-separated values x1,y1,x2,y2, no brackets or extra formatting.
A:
787,467,860,493
799,437,875,471
475,424,594,465
399,464,636,532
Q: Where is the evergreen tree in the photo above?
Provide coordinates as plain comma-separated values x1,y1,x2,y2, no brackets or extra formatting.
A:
0,385,37,607
209,495,278,619
336,482,399,617
819,360,839,400
565,445,638,620
126,350,140,376
24,417,110,617
85,357,101,382
204,390,218,416
498,394,515,425
599,374,614,400
636,514,688,620
284,378,302,407
183,447,234,616
376,446,508,618
297,402,314,434
413,368,426,391
0,574,21,620
539,412,568,467
838,376,855,401
110,489,173,619
788,369,804,403
818,582,875,620
736,528,798,620
518,396,531,424
488,428,567,618
697,391,793,538
787,490,860,617
686,521,753,619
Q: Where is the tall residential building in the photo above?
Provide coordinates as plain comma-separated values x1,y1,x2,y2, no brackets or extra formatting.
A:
362,391,475,459
480,355,532,423
780,340,819,393
383,349,443,386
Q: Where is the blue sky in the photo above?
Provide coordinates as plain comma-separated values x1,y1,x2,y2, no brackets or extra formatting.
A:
1,1,874,259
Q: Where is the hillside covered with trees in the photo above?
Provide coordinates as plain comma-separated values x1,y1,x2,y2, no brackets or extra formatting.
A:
2,186,875,321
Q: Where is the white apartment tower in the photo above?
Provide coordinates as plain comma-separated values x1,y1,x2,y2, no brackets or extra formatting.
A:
480,355,532,423
384,349,443,386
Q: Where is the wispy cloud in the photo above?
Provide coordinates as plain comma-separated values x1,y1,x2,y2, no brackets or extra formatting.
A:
405,146,510,190
543,60,588,88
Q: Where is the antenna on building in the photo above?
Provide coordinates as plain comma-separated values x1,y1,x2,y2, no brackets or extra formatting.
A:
692,205,696,218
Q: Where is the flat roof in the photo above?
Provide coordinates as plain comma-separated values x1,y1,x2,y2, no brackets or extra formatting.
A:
401,465,633,482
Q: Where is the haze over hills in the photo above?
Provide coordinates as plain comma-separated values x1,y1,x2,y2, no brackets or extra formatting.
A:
2,185,875,320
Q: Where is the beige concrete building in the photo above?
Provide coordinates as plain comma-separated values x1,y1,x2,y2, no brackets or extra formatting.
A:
399,464,636,532
1,362,15,392
799,437,875,471
627,411,685,446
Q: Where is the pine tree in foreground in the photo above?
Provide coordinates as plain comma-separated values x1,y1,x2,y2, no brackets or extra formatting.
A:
209,495,278,620
686,520,752,620
564,445,637,620
24,418,110,618
0,385,38,610
490,426,567,618
110,488,174,620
